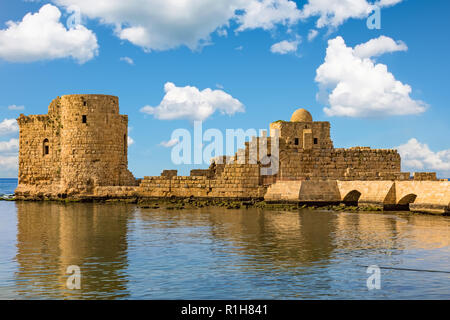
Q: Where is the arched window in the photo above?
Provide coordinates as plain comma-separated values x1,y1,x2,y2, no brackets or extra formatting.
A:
43,139,49,156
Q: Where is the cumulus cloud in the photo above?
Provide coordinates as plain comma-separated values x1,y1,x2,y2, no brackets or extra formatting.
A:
354,35,407,59
140,82,245,121
315,36,427,118
307,29,318,42
397,138,450,177
300,0,403,28
270,38,300,54
0,155,18,176
54,0,241,51
52,0,302,51
236,0,301,32
8,105,25,111
120,57,134,65
0,119,19,136
0,134,19,178
0,138,19,153
0,4,98,63
160,139,180,148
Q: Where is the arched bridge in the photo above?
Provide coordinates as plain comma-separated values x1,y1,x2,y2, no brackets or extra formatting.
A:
265,180,450,214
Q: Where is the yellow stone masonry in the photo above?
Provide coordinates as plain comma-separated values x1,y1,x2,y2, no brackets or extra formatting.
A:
14,98,449,214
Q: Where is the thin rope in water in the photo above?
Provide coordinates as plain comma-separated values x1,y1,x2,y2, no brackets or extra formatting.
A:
358,265,450,274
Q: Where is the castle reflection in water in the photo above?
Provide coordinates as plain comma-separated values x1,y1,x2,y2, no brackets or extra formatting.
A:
13,202,449,299
14,202,131,299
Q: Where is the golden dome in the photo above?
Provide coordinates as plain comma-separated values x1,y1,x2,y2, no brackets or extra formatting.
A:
290,108,312,122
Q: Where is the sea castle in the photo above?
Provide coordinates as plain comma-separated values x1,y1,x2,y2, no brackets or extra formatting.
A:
15,94,450,214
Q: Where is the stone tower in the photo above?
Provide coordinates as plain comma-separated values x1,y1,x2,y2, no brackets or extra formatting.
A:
270,108,334,150
16,94,136,197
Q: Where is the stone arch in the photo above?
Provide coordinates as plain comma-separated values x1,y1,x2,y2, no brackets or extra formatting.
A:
43,138,49,156
398,193,417,205
397,193,417,211
343,190,362,205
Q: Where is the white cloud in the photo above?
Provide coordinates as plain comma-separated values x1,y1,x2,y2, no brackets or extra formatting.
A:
217,28,228,37
120,56,134,65
270,38,300,54
0,137,18,178
0,4,98,63
54,0,243,51
354,35,407,59
300,0,403,28
0,155,18,177
160,139,180,148
127,136,134,146
235,45,244,51
307,29,318,42
52,0,303,51
8,105,25,111
236,0,302,32
0,119,19,136
315,36,427,118
0,138,19,153
397,138,450,177
140,82,245,121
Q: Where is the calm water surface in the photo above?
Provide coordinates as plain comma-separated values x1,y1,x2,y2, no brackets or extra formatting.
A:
0,198,448,299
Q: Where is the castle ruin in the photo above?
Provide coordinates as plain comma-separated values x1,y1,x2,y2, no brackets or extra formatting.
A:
15,95,135,197
15,95,450,214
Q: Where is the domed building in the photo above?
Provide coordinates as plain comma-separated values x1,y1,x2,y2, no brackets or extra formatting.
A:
268,107,405,181
290,108,313,122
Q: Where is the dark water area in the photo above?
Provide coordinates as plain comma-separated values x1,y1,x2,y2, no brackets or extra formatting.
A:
0,200,448,299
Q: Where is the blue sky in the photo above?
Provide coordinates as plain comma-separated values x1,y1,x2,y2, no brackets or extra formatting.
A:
0,0,449,178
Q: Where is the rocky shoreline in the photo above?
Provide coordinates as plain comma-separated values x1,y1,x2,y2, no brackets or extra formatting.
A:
3,195,446,215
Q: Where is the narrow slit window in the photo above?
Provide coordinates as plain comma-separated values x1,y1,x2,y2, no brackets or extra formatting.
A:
314,138,318,145
82,115,87,123
294,138,299,145
43,139,49,156
83,101,87,106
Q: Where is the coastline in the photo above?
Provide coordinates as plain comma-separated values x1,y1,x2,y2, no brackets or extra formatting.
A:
2,196,448,216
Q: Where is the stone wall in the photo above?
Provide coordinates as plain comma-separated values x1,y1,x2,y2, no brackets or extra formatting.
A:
16,97,63,196
16,95,136,199
138,163,266,199
413,172,437,181
278,147,403,181
269,120,406,181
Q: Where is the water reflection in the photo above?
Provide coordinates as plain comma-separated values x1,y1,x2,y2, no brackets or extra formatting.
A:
204,209,338,267
9,202,450,299
334,212,449,250
15,202,132,299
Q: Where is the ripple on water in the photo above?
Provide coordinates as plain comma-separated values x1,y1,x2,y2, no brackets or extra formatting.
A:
0,201,448,299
